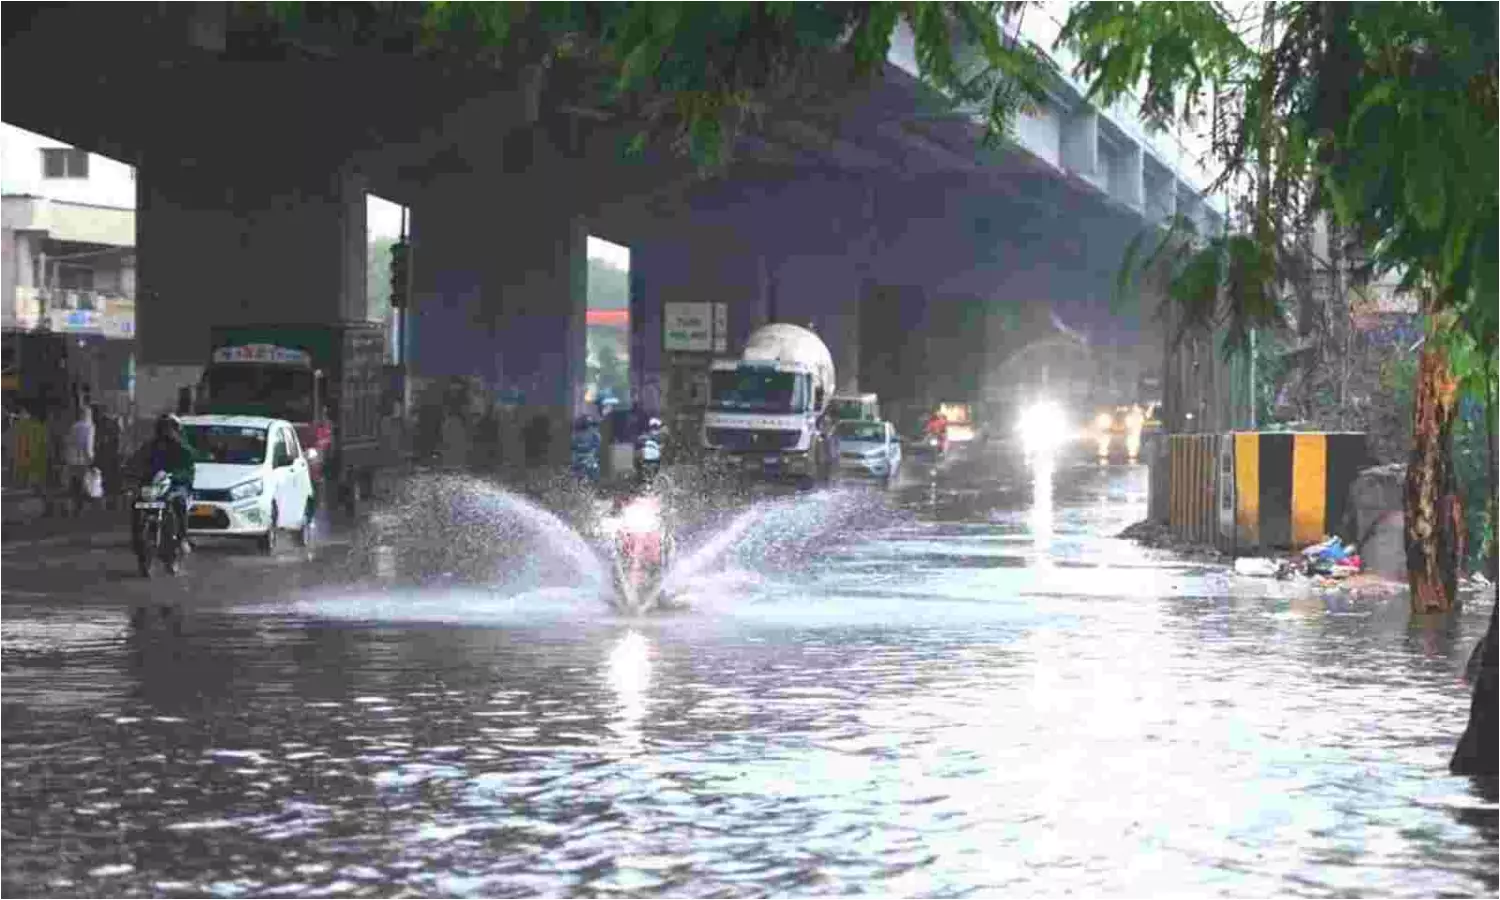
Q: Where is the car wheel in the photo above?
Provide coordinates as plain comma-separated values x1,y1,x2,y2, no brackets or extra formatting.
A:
259,503,279,555
295,499,315,548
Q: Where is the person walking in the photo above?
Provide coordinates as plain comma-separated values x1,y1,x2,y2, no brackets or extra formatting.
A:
64,403,97,517
94,406,122,511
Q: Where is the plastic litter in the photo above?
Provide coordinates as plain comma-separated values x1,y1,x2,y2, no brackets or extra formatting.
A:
1234,557,1281,577
1233,537,1367,583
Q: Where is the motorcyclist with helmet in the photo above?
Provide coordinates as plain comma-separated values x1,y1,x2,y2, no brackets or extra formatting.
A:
569,414,602,483
634,417,666,487
126,413,198,550
923,407,950,457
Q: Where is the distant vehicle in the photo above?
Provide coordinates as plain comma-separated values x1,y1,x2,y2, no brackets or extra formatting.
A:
831,393,880,423
179,414,316,554
836,419,901,482
200,323,394,513
937,402,977,444
702,323,838,485
1089,403,1150,460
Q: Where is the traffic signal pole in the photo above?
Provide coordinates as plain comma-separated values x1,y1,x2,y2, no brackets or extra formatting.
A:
392,209,412,419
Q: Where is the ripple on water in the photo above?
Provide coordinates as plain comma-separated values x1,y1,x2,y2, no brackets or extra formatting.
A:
2,468,1496,898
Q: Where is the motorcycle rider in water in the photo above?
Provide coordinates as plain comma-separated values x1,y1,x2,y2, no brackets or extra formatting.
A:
634,417,665,485
923,408,950,456
128,413,197,551
569,415,601,484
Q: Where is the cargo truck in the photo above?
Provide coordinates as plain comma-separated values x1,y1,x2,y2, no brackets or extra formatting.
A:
199,323,394,512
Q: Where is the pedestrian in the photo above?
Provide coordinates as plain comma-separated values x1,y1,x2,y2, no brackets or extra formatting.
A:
94,406,122,511
64,403,97,516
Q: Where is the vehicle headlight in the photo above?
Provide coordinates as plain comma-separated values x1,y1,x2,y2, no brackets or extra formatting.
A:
229,479,264,501
1095,412,1112,430
620,498,662,534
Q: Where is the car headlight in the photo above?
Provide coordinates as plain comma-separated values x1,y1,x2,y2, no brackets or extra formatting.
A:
229,479,264,501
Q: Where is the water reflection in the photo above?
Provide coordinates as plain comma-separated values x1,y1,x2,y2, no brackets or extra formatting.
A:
1029,455,1056,568
605,630,652,758
2,464,1495,898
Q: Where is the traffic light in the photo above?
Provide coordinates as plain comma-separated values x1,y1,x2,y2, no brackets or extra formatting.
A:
389,239,410,310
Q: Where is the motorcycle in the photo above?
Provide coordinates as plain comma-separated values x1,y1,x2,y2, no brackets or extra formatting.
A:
132,470,183,577
597,493,673,614
913,432,947,467
635,432,663,483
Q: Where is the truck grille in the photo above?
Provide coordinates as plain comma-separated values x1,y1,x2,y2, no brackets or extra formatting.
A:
706,428,802,452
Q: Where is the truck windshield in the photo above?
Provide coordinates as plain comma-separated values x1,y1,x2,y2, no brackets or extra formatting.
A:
182,424,268,465
709,370,806,413
204,365,315,422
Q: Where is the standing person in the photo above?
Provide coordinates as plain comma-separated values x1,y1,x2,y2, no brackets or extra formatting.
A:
94,406,122,510
65,404,97,516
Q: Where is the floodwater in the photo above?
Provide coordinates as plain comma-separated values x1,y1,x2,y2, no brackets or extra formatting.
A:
2,458,1495,897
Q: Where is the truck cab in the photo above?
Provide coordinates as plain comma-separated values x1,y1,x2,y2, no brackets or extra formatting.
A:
701,323,838,484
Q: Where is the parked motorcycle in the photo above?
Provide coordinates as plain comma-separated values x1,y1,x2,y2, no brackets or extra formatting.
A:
598,493,673,614
132,470,183,577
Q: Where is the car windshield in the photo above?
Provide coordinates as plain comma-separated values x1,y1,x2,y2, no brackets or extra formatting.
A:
837,422,884,442
204,365,315,422
708,370,806,413
183,424,268,465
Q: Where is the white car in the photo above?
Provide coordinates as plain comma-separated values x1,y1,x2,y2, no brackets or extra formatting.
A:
179,415,316,553
836,419,902,482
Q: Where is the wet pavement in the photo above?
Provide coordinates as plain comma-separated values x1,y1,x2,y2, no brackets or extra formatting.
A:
3,452,1496,897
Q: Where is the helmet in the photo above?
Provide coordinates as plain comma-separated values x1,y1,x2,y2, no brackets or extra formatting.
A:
155,412,181,438
648,417,662,430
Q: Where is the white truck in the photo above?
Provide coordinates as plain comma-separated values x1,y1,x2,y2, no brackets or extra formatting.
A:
702,323,838,484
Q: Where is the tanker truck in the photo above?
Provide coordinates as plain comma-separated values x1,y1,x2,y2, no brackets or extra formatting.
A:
701,323,839,485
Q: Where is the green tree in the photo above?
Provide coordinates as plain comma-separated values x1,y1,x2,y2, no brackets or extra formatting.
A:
587,257,629,310
1060,1,1497,616
266,2,1057,166
368,235,396,322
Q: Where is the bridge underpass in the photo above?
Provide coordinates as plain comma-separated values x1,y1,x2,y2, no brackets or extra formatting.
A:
3,2,1220,456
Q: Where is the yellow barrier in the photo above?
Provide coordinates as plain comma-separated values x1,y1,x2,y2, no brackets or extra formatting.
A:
1163,431,1370,551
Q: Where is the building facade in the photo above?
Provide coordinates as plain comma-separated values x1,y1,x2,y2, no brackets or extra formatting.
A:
2,123,137,413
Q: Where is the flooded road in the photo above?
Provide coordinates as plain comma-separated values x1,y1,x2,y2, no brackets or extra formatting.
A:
3,459,1495,897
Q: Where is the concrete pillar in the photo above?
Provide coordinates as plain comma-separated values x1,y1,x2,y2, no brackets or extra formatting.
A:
135,162,366,366
411,183,586,464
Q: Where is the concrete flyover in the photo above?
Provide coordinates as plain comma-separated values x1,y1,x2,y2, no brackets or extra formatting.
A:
2,3,1223,452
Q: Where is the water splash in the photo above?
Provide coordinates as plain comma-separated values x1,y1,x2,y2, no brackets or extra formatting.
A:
660,487,893,606
353,472,609,599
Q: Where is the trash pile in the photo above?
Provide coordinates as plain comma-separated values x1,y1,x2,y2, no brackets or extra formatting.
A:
1233,536,1364,583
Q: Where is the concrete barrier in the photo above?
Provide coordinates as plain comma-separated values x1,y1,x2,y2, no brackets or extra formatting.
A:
1159,431,1370,552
